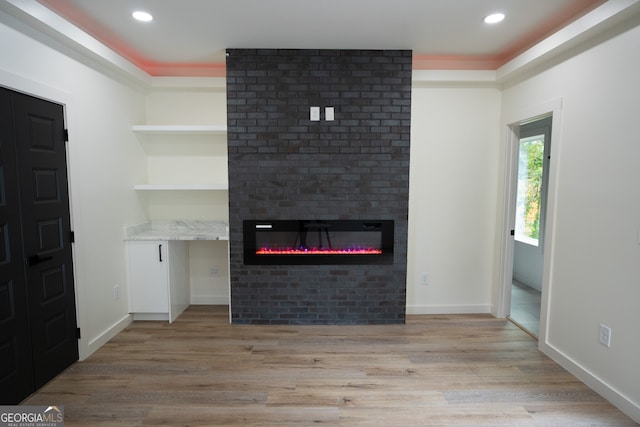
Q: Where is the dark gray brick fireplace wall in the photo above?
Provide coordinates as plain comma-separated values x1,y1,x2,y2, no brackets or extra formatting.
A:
226,49,411,324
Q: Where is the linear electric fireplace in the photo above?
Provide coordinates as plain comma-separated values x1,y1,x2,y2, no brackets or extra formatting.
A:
244,220,394,265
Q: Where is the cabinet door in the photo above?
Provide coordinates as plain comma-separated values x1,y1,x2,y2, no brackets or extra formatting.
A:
128,241,169,313
168,241,189,322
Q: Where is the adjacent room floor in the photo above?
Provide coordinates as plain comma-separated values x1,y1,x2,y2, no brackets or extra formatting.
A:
509,280,542,338
23,305,637,426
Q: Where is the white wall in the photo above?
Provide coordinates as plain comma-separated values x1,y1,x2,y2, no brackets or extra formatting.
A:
0,15,147,359
500,24,640,420
513,241,543,291
407,84,501,314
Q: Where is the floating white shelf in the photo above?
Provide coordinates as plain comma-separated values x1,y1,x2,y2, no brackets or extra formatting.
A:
134,184,228,191
132,125,227,134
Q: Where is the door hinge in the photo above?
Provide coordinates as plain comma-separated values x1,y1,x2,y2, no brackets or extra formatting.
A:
70,231,75,243
76,328,81,339
510,229,515,236
63,129,69,142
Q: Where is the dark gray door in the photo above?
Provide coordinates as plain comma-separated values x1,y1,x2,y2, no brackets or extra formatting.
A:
0,87,78,404
0,87,34,403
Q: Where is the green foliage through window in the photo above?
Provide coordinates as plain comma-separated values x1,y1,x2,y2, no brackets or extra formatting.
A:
515,135,544,245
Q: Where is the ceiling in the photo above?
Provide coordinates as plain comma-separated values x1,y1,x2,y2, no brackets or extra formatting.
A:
35,0,606,77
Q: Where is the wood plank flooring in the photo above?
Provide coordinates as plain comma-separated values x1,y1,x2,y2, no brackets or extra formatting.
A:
24,306,638,426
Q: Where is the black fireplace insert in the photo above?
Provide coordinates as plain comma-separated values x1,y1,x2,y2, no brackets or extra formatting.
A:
243,220,394,265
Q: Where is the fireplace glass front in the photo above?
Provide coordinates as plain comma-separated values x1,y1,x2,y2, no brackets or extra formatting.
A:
243,220,394,265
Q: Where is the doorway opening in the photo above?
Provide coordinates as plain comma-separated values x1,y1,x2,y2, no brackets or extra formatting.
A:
507,116,552,338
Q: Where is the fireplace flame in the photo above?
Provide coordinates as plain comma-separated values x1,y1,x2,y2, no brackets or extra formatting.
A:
256,247,382,255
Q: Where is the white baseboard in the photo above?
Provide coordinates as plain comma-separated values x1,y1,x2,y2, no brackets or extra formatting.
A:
406,304,492,315
190,295,229,305
81,313,132,360
131,313,169,321
512,275,542,292
540,341,640,423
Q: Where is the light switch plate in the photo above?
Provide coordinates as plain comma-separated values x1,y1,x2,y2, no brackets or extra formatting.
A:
310,106,320,121
325,107,335,121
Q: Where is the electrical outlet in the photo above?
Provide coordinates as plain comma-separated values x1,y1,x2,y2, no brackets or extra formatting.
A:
599,323,611,348
113,285,120,301
209,267,219,277
421,272,430,285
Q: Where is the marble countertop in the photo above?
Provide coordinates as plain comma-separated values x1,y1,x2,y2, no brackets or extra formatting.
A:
125,220,229,241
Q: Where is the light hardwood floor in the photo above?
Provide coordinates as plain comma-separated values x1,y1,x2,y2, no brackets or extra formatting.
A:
25,306,637,426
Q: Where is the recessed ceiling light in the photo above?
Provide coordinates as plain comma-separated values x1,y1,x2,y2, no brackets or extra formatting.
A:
484,13,505,24
132,11,153,22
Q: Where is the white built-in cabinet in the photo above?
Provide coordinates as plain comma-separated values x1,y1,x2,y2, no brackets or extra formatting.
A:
127,240,189,322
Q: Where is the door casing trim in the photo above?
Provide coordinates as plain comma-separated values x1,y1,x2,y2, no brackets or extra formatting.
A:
495,97,563,349
0,68,84,357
